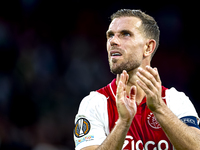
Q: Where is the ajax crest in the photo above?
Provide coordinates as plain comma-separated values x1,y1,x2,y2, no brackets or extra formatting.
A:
147,112,161,129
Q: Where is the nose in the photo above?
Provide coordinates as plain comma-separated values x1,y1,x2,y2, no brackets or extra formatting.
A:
109,35,120,47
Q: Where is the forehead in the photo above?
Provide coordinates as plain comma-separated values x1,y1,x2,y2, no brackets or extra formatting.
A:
108,17,142,32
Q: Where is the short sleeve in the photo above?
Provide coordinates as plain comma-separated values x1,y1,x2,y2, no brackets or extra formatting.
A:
165,87,199,122
74,91,109,150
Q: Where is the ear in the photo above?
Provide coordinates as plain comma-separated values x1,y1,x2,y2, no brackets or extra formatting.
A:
143,39,156,57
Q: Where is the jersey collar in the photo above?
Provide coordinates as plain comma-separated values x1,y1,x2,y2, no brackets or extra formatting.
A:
109,78,167,106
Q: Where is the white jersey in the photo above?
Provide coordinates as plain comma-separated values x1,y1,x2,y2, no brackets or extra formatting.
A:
74,79,199,150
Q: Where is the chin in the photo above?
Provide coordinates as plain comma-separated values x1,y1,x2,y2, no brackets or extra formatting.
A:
111,69,123,75
109,56,141,75
109,60,122,74
110,66,124,75
110,61,140,75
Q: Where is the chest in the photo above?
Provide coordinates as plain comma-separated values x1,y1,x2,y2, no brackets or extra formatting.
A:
107,98,173,150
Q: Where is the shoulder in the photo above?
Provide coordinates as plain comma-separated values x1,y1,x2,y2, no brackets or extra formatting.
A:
165,87,199,119
75,91,109,132
165,87,188,102
74,91,109,149
165,87,191,106
77,91,107,114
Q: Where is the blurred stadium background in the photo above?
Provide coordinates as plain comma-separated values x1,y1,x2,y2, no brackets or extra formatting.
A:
0,0,199,149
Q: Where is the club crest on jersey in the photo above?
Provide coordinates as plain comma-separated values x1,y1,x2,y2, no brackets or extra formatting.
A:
147,112,161,129
74,118,90,138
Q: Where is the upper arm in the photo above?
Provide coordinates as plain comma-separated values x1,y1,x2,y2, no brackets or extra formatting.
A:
74,92,109,150
166,88,200,127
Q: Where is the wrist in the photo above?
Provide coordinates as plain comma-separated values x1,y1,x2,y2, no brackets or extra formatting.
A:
152,102,168,116
117,118,133,128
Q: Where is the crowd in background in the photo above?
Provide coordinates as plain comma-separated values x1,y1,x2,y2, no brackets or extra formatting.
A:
0,0,199,149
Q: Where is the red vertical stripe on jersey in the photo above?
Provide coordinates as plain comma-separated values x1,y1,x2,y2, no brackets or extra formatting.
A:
97,79,173,150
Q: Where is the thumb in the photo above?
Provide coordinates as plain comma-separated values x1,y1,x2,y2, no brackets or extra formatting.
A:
129,85,137,100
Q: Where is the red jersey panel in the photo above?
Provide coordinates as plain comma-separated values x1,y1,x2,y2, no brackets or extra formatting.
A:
74,78,199,150
97,79,173,150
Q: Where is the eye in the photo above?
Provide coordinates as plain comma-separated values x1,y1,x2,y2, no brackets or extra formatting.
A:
107,33,114,39
122,32,131,37
121,30,132,37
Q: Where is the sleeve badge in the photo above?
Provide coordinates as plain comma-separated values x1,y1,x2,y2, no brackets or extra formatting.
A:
74,118,91,138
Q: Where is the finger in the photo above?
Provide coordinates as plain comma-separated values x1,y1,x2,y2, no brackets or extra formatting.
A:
116,80,125,100
136,79,154,96
117,71,127,98
125,71,129,85
128,86,137,109
138,67,158,88
136,71,155,91
118,74,125,91
120,71,126,85
146,66,161,83
122,70,129,85
116,74,120,86
129,85,137,100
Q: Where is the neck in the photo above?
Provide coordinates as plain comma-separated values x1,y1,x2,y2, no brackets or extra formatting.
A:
127,68,146,105
116,65,148,105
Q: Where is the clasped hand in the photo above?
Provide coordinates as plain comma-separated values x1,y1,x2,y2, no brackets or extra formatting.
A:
116,66,164,125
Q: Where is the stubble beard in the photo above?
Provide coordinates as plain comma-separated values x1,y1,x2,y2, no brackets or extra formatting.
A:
109,58,140,75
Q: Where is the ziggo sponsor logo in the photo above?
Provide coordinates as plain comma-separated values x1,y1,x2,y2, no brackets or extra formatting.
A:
123,136,170,150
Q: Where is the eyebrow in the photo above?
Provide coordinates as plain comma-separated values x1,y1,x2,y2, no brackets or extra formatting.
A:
106,29,133,36
106,30,113,36
120,29,133,34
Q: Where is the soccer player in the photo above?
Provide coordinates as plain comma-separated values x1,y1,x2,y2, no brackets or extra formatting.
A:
73,9,200,150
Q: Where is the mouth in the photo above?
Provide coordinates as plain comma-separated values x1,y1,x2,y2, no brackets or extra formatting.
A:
110,50,122,58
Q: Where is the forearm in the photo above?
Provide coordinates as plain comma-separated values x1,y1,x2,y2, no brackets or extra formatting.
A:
96,119,130,150
154,105,200,150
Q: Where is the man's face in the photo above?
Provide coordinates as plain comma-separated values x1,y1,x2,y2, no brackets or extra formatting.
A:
106,17,147,74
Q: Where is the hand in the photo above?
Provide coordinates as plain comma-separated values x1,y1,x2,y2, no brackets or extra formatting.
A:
136,66,165,112
116,70,137,125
